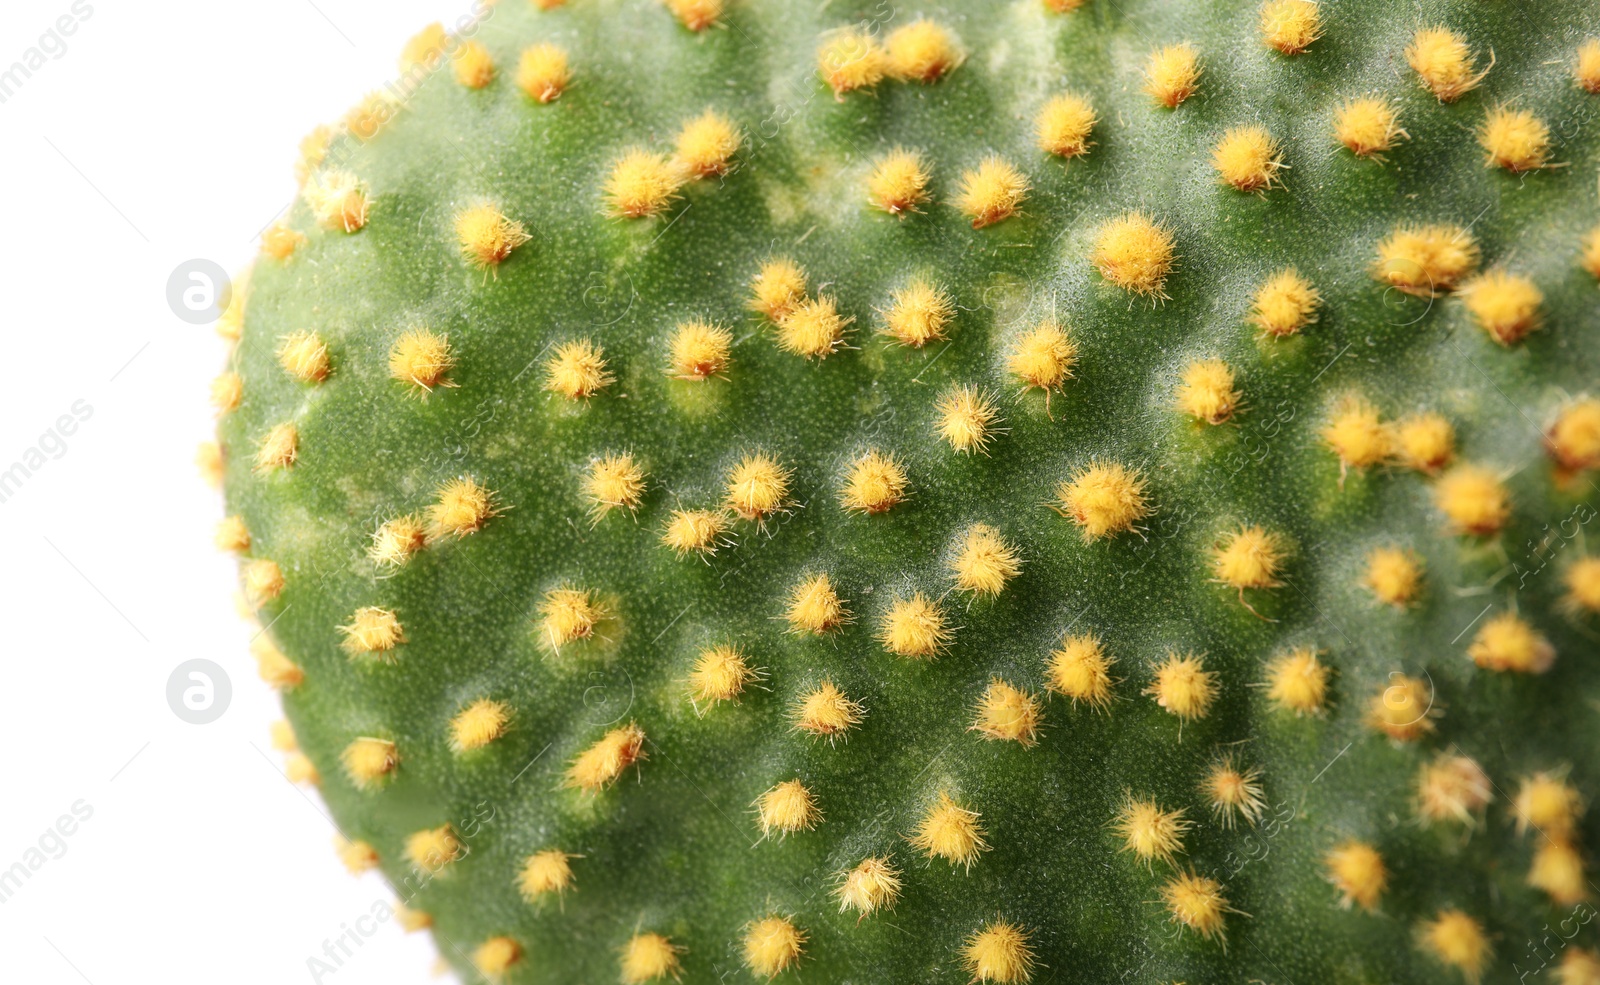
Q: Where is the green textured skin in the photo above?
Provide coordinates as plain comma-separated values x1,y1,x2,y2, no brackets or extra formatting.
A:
219,0,1600,981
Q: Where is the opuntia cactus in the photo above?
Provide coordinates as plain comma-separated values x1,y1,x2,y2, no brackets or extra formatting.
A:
210,1,1600,982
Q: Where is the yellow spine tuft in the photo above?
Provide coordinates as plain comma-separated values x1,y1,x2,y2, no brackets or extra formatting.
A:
473,938,522,979
1211,125,1284,192
970,678,1042,746
269,719,297,752
1202,756,1266,828
260,223,305,260
1373,223,1479,296
451,40,495,89
1579,39,1600,93
565,722,646,793
1113,796,1189,866
339,606,406,658
1395,412,1455,473
303,170,370,232
1550,398,1600,472
835,855,902,916
399,23,447,72
1435,464,1510,536
1416,752,1492,826
427,477,498,539
1007,320,1077,396
518,849,576,900
776,295,851,359
877,592,951,658
954,157,1029,229
1420,909,1491,982
673,110,741,178
621,932,683,985
1055,461,1151,541
1250,268,1320,337
909,791,989,869
277,331,330,383
886,20,961,83
516,43,569,102
540,587,604,651
1144,651,1217,721
1092,212,1176,296
336,836,379,874
1259,0,1322,54
1529,839,1589,905
1045,632,1116,710
725,453,792,521
950,524,1022,597
1143,43,1202,108
840,449,910,514
244,558,286,602
404,825,462,874
341,737,398,788
817,28,886,99
786,573,850,634
1325,840,1387,911
1323,397,1393,472
1176,358,1241,424
252,635,303,689
743,916,806,978
1263,646,1329,716
1559,948,1600,985
545,339,614,400
881,278,955,348
1036,93,1097,159
664,0,723,31
662,509,732,557
1367,673,1436,741
450,698,511,752
755,779,821,837
936,384,1002,454
963,921,1035,984
1363,545,1423,607
1333,97,1406,158
687,644,757,709
1478,106,1551,172
1212,525,1286,591
605,149,684,219
389,330,454,390
1563,555,1600,615
1467,611,1554,674
1407,27,1489,102
748,258,807,321
1160,870,1231,941
455,205,531,267
370,515,427,567
214,515,251,553
867,148,931,216
585,453,648,521
285,752,321,786
1459,269,1543,345
791,680,864,739
1514,772,1583,838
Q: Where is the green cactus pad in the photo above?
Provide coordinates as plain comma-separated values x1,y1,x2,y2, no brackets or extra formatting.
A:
214,1,1600,982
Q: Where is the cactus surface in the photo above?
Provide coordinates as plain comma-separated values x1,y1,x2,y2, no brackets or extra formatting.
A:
214,1,1600,982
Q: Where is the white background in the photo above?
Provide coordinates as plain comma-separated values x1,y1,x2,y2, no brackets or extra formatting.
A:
0,1,470,981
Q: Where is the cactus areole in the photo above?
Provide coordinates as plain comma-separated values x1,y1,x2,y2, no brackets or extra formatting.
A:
213,1,1600,982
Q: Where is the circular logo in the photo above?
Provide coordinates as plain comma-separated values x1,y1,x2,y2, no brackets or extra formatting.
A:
166,659,232,724
166,259,233,325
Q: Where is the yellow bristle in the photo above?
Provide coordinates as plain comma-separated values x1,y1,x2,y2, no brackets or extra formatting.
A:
276,331,330,383
620,932,683,985
1143,43,1202,108
214,515,251,553
518,849,576,900
664,0,723,31
389,330,454,390
867,148,931,216
963,921,1035,984
252,635,303,689
1176,358,1241,424
450,698,511,752
1045,632,1116,710
1550,398,1600,472
565,722,646,793
260,223,305,260
399,23,446,72
336,836,380,874
540,587,603,651
1461,268,1543,345
473,937,522,979
339,606,405,658
881,278,955,348
303,170,369,232
1160,870,1230,941
285,752,321,786
743,917,805,978
1579,39,1600,93
1366,672,1435,741
1213,525,1286,590
1036,92,1097,159
936,384,1003,454
817,28,886,99
1144,651,1217,721
369,515,426,567
1420,909,1491,983
909,792,989,869
1203,756,1266,828
950,523,1022,597
1007,320,1077,395
1407,27,1488,102
455,205,530,268
791,680,864,739
516,43,569,102
1092,212,1176,296
725,453,792,521
1514,772,1583,838
776,295,851,359
1530,839,1589,905
954,157,1029,229
216,270,247,341
835,855,902,916
1363,546,1422,607
1325,840,1387,911
427,477,499,539
755,779,821,837
748,258,807,321
244,558,286,602
1333,97,1407,158
1416,752,1492,826
1560,948,1600,985
1478,105,1550,172
544,339,614,399
840,449,910,514
585,453,648,521
1113,797,1189,866
1054,461,1150,540
269,720,297,752
1250,268,1320,337
341,737,398,788
451,40,495,89
662,509,732,557
785,572,850,634
1467,611,1555,674
1263,646,1329,716
1374,223,1480,297
1260,0,1321,54
1323,397,1393,471
673,110,741,179
1435,464,1510,536
1395,412,1455,473
404,825,462,874
605,149,683,219
878,592,951,658
1563,556,1600,615
970,678,1042,746
886,19,961,83
687,644,757,708
1212,125,1284,193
